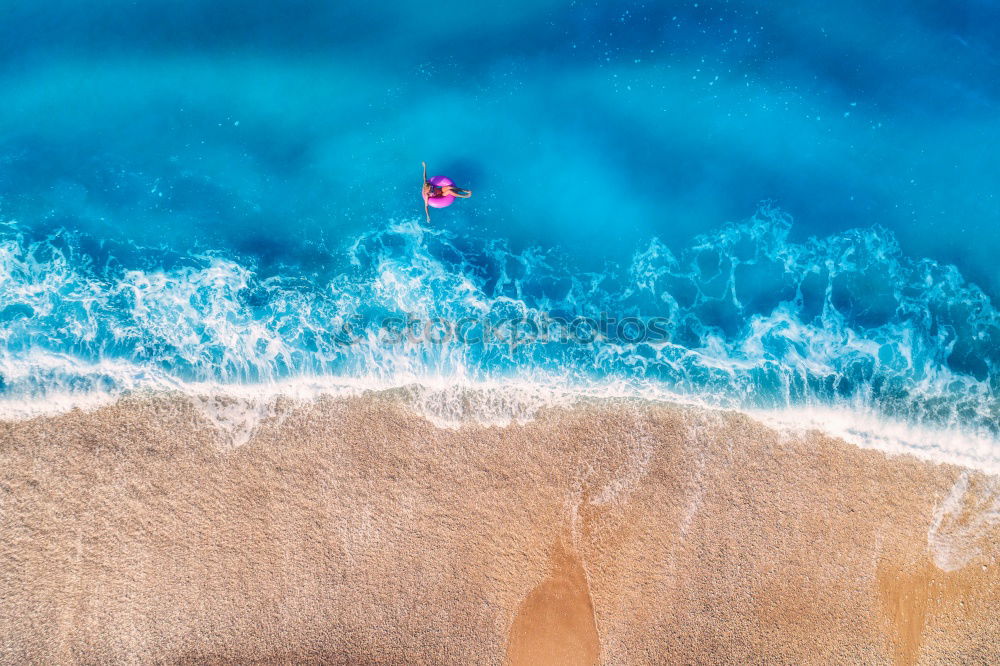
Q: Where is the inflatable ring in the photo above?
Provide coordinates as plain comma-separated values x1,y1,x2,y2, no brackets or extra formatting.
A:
426,175,455,208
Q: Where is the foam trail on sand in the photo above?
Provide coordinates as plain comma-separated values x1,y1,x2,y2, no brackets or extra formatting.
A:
927,472,1000,571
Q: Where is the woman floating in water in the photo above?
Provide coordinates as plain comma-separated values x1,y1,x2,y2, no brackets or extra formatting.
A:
422,161,471,222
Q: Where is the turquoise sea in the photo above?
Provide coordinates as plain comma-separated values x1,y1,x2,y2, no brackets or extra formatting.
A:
1,1,998,463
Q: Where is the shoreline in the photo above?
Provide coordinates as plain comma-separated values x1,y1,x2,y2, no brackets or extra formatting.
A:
1,392,997,663
2,378,998,474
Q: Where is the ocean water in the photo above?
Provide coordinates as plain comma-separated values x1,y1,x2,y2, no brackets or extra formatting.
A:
1,1,999,464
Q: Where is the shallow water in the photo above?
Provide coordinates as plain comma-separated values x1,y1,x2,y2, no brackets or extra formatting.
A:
1,1,998,453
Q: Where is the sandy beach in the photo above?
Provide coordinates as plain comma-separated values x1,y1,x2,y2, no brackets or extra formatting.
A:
0,392,997,664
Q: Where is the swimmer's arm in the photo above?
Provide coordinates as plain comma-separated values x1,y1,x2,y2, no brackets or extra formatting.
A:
421,162,431,221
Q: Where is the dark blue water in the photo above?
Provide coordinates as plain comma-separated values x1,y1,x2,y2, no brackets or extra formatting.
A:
1,1,998,439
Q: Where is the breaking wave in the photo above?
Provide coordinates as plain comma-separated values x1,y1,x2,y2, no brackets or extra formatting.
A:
1,206,998,447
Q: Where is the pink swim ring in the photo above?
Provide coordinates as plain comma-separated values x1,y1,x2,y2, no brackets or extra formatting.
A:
426,175,455,208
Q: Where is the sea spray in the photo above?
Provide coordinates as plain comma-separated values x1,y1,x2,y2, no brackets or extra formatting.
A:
1,207,998,447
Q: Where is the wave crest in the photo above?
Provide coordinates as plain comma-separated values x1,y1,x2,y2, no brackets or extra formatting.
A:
1,207,998,441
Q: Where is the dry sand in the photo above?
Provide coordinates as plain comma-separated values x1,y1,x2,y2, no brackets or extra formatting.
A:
0,393,997,664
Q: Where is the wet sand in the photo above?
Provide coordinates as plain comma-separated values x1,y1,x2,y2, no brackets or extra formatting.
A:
0,393,997,664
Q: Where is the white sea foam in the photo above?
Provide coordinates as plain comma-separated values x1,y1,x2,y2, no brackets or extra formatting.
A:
2,211,1000,471
749,404,1000,475
1,364,997,475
